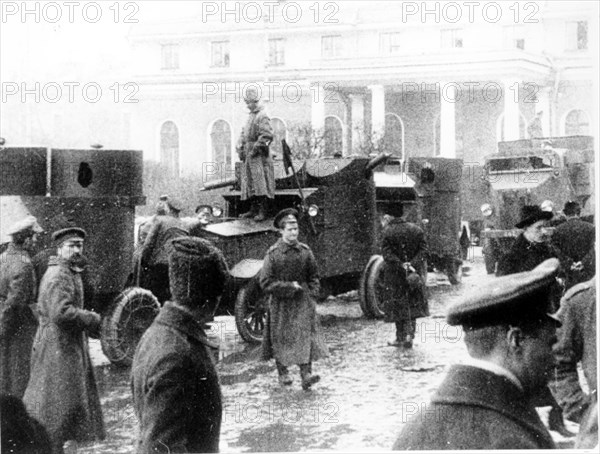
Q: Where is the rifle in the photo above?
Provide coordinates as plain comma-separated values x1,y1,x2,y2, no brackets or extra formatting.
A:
282,139,317,235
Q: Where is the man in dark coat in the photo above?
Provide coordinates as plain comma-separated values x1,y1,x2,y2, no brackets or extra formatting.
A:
495,204,571,435
236,87,275,221
140,197,189,303
496,204,557,277
1,394,52,454
380,205,428,348
394,259,561,449
549,278,596,424
132,236,228,453
551,200,595,289
480,203,500,274
261,208,328,389
0,216,42,398
23,227,104,454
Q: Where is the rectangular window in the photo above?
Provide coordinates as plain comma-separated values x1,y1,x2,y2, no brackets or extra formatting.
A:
441,29,463,48
161,44,179,70
211,41,230,67
380,32,403,54
321,35,342,58
503,25,525,50
268,38,285,66
566,21,588,50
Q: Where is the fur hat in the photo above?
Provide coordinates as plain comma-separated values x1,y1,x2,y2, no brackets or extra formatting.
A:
168,236,228,309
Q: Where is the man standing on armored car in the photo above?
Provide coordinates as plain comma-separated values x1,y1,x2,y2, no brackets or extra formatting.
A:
236,86,275,222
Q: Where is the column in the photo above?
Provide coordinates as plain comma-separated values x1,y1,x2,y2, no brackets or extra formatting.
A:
503,79,520,141
349,94,365,153
536,86,552,137
311,84,325,132
440,83,456,158
369,85,385,146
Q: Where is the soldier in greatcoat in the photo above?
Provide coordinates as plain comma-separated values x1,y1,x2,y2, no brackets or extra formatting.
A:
380,205,428,349
0,216,43,398
394,259,562,449
261,208,328,390
23,227,104,454
549,278,596,424
236,87,275,222
551,200,595,289
140,197,189,303
132,236,228,453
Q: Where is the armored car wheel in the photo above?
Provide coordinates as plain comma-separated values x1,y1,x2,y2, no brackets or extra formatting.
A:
363,255,388,319
359,255,380,318
234,278,267,344
101,287,160,367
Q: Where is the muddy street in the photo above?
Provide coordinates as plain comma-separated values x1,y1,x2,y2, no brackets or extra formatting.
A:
80,250,574,453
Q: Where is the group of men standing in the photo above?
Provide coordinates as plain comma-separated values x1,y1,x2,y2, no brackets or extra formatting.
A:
392,201,597,449
1,221,104,453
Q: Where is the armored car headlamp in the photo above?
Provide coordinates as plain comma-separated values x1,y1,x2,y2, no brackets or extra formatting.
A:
308,205,319,217
480,204,493,217
212,204,223,217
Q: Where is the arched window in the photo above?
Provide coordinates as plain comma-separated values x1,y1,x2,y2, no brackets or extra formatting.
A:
323,116,343,157
384,113,404,159
564,109,590,135
210,119,232,173
160,121,179,177
271,117,287,158
496,113,527,142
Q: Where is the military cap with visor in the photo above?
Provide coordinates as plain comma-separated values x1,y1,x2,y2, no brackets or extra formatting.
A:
195,204,213,215
51,227,86,245
273,208,299,229
446,258,561,328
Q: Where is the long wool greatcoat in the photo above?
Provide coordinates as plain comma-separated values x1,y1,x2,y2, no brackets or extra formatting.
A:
381,218,429,323
237,104,275,201
550,279,597,423
260,239,328,367
393,365,556,450
0,243,38,398
23,256,104,447
132,302,222,453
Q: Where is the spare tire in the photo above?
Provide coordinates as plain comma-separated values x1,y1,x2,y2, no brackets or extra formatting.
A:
101,287,160,367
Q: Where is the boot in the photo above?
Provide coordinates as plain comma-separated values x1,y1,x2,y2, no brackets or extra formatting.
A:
548,405,576,437
276,361,292,386
240,198,257,219
300,363,320,391
388,322,404,347
253,196,267,222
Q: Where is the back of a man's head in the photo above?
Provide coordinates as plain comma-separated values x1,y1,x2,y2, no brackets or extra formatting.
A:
563,201,581,217
168,237,228,312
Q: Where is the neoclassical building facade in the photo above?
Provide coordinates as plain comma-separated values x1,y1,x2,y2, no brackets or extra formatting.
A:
127,1,596,216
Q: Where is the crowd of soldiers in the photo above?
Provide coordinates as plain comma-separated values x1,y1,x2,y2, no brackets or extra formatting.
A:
1,87,597,452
